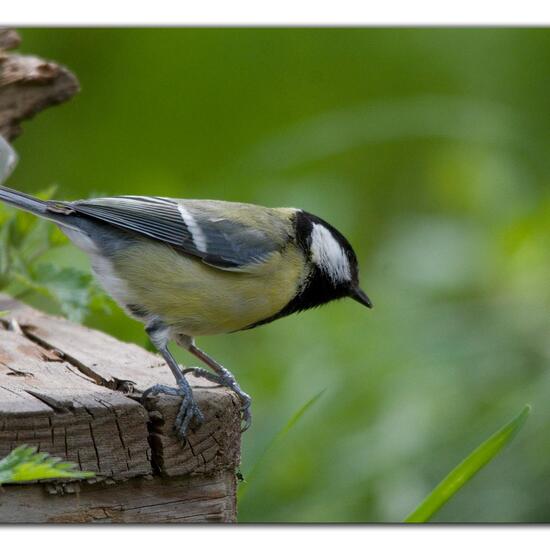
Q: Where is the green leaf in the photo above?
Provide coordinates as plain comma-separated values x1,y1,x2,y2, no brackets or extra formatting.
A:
405,404,531,523
0,188,109,320
238,389,325,501
31,264,93,322
0,445,95,484
34,185,58,202
11,208,40,248
47,223,69,248
0,216,14,283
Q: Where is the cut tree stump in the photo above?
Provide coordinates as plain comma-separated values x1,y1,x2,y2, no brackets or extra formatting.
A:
0,295,242,523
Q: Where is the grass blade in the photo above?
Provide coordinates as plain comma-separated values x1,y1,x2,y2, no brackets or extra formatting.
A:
277,388,326,440
405,404,531,523
238,388,325,500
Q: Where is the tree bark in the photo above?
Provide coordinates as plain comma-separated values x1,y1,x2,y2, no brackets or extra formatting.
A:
0,28,79,141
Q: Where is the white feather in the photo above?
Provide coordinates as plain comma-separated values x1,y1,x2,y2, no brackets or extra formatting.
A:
177,203,208,252
90,255,130,305
60,227,131,302
60,226,98,254
310,223,351,283
148,322,171,348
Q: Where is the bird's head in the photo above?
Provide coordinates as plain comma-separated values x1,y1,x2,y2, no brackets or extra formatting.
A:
293,210,373,311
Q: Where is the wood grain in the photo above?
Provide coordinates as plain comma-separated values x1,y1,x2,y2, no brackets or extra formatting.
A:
0,470,236,523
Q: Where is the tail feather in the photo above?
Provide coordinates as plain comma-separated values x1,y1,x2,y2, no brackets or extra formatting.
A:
0,186,85,235
0,186,49,216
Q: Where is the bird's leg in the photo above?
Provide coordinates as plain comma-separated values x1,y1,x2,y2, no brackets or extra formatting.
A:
142,321,204,441
175,334,252,432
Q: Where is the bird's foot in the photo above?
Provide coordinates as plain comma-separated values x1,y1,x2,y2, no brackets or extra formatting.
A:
142,382,204,441
240,398,252,432
182,367,252,432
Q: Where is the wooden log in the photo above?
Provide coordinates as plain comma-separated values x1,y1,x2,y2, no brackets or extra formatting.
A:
0,295,242,523
0,471,236,523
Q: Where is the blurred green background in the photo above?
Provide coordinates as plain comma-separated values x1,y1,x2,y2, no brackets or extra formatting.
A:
8,28,550,522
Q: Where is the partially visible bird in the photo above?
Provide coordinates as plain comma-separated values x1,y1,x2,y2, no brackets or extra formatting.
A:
0,136,372,440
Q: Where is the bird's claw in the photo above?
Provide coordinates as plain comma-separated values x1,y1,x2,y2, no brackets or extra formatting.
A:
241,401,252,432
142,382,204,441
181,367,252,431
142,383,180,398
174,397,204,441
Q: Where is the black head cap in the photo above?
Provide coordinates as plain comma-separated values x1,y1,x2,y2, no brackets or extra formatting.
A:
293,210,372,309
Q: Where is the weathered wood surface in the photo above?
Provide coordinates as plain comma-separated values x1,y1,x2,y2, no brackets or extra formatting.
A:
0,295,242,523
0,28,79,140
0,471,236,523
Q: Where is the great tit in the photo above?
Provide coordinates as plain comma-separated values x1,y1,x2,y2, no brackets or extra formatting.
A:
0,136,372,440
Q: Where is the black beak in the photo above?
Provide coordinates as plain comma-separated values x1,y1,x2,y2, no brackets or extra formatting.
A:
351,287,373,309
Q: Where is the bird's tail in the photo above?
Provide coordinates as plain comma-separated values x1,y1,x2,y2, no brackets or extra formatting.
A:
0,186,49,217
0,186,78,230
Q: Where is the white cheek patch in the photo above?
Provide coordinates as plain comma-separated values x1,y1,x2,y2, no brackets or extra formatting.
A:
310,223,351,283
177,203,208,253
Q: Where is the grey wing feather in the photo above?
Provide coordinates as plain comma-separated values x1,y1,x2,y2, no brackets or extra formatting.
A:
65,196,291,271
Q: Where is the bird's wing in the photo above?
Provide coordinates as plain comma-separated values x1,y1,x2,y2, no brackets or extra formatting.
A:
65,196,294,271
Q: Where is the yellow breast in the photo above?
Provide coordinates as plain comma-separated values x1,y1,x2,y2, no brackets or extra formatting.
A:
109,238,307,335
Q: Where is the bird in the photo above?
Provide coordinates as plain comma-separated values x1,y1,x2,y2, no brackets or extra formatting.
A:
0,136,372,440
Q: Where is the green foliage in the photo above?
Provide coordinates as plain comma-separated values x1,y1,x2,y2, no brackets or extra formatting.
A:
405,405,531,523
0,196,111,322
0,445,94,484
